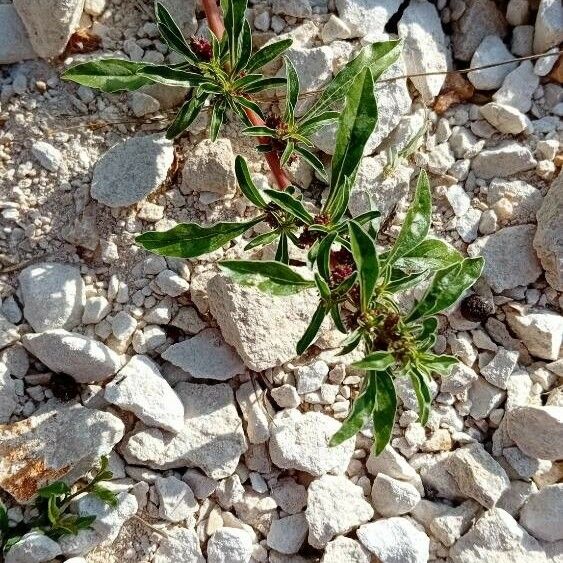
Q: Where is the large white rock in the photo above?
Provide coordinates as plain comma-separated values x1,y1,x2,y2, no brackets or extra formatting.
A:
207,527,253,563
155,475,197,522
479,102,530,134
449,508,547,562
468,36,518,90
335,0,402,37
467,225,542,292
534,170,563,291
371,473,421,516
153,527,204,563
366,445,423,493
322,536,370,563
5,531,62,563
0,404,124,503
471,142,536,179
207,273,320,371
14,0,84,58
104,355,184,433
269,410,355,476
22,329,123,383
480,347,519,389
533,0,563,53
487,178,543,224
122,382,247,479
0,5,36,64
506,406,563,460
281,45,334,96
266,513,308,554
306,475,374,548
162,328,245,380
0,365,17,423
357,517,430,563
18,262,85,332
520,484,563,542
492,61,539,113
398,0,448,101
91,134,174,207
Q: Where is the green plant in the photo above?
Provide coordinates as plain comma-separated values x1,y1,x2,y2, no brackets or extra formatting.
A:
60,1,484,453
0,456,117,553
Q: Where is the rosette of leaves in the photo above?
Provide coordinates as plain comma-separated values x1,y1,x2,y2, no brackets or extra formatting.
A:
0,456,117,553
62,1,292,139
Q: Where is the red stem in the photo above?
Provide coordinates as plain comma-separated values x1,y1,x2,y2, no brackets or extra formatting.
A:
201,0,291,190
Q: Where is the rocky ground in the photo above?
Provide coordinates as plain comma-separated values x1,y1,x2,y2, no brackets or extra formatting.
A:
0,0,562,561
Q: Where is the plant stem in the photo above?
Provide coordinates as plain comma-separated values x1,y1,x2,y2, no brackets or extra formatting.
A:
201,0,292,190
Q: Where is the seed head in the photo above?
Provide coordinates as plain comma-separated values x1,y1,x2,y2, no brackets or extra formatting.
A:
460,294,495,323
190,36,213,61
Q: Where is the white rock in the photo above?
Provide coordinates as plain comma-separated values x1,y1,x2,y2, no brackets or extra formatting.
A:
306,475,374,548
449,508,547,562
82,296,110,324
468,36,518,90
371,473,421,516
533,0,563,53
207,273,320,371
467,225,542,292
272,0,312,18
479,102,530,134
270,384,301,408
471,141,536,179
267,513,308,554
296,361,329,393
105,355,184,432
511,25,534,56
322,536,370,563
480,347,519,389
446,185,471,216
269,410,354,476
271,478,307,514
441,363,478,394
13,0,84,58
357,517,430,563
506,405,563,460
22,329,122,383
162,328,245,380
84,0,106,16
487,178,543,224
281,45,334,95
155,269,190,297
520,484,563,542
0,315,19,350
0,366,17,423
31,141,62,171
335,0,402,37
398,0,448,101
19,262,85,332
0,5,36,64
0,404,124,503
207,527,253,563
155,475,197,522
367,445,424,492
5,531,62,563
457,207,482,243
506,306,563,361
410,452,465,501
492,61,539,113
111,310,137,341
236,380,271,444
129,91,160,117
321,14,352,43
91,134,174,207
153,527,204,563
446,443,510,508
122,382,247,479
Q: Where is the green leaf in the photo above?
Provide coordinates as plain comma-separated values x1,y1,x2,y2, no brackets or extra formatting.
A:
275,233,289,264
136,218,261,258
294,145,326,178
315,273,331,301
330,371,376,445
419,353,458,375
47,496,60,526
315,232,337,281
155,2,198,62
232,95,264,118
297,111,340,135
337,328,362,356
246,38,293,73
91,485,118,507
210,103,226,141
264,189,313,225
244,230,279,250
330,304,347,333
242,76,287,94
326,176,354,224
386,170,432,265
416,317,438,341
62,59,152,92
372,369,397,455
325,68,377,218
332,270,358,297
234,156,267,208
280,141,294,167
166,92,208,139
352,351,395,371
410,368,431,425
138,66,206,87
235,19,253,72
386,270,428,293
74,515,97,530
219,260,315,295
221,0,247,68
395,238,464,274
296,302,328,355
37,482,71,499
307,40,401,119
241,125,277,137
348,220,378,312
406,257,485,322
284,56,299,124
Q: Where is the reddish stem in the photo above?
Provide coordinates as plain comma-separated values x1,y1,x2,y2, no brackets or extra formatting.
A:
201,0,292,190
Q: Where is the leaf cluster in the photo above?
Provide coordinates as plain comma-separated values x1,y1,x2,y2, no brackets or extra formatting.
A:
0,456,117,553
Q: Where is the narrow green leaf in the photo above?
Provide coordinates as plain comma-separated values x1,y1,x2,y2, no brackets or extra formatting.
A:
386,170,432,265
330,372,376,445
91,485,118,507
297,110,340,135
233,73,269,90
348,220,379,312
406,257,485,322
219,260,315,295
330,304,347,333
210,103,226,141
138,66,206,87
47,496,60,526
242,76,287,93
336,328,362,356
275,233,289,264
37,482,71,498
332,270,358,297
284,56,299,124
395,238,464,273
420,353,458,375
74,515,97,530
244,230,279,250
372,369,397,455
0,501,9,536
246,38,293,73
62,59,152,92
235,19,253,72
155,2,198,62
264,189,313,225
221,0,247,68
234,155,267,208
296,302,328,355
352,351,395,371
410,368,431,426
241,125,277,137
136,218,261,258
386,270,428,293
166,92,208,139
294,145,326,178
316,232,337,281
232,95,264,118
315,273,331,300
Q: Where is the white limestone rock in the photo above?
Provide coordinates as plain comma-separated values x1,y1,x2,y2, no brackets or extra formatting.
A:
22,329,122,383
366,445,423,493
468,36,518,90
0,5,36,64
533,0,563,53
155,475,197,522
207,527,253,563
467,225,542,292
31,141,63,172
5,532,62,563
493,61,539,113
267,513,308,554
398,0,448,101
322,536,370,562
153,527,204,563
479,102,530,134
91,134,174,207
335,0,402,37
269,410,355,476
281,45,334,95
441,363,478,394
162,328,245,380
520,484,563,542
371,473,421,516
487,178,543,224
122,382,247,479
236,380,271,444
0,315,19,350
506,406,563,460
471,142,536,179
306,475,374,548
357,517,430,563
104,355,184,433
19,262,85,333
480,347,519,389
0,365,17,423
